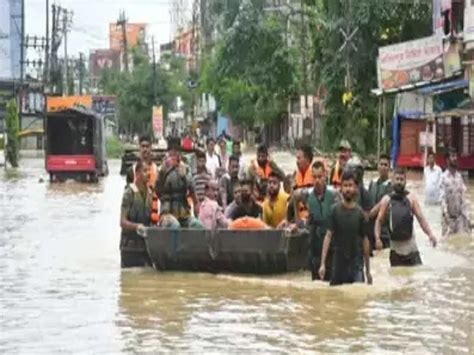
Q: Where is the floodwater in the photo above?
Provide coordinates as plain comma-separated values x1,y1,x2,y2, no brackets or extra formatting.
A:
1,154,473,354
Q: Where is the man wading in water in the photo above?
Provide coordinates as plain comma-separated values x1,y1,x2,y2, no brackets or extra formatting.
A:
319,170,372,286
120,161,153,267
375,168,437,267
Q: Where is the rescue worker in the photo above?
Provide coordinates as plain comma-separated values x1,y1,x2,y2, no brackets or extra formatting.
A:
120,160,153,268
126,134,160,225
262,172,289,228
319,170,372,286
126,134,158,186
248,144,285,202
329,139,352,189
439,149,471,236
293,145,315,221
367,154,392,249
294,161,339,281
375,168,437,267
156,138,202,228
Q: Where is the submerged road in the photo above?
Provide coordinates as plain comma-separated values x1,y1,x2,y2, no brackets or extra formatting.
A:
0,153,473,353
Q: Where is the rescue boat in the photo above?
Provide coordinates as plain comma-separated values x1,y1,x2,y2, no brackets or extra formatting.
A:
142,228,309,274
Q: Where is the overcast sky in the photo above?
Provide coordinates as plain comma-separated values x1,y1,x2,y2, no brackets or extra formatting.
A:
26,0,192,59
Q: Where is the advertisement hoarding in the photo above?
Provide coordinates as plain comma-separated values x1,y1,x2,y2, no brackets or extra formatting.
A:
377,34,444,90
152,106,163,138
109,23,147,51
89,49,121,77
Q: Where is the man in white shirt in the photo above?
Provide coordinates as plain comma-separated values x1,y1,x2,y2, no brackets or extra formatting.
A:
423,151,442,205
205,137,221,179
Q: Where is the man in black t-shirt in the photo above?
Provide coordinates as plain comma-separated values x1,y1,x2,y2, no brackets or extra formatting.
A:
228,179,262,220
319,170,372,286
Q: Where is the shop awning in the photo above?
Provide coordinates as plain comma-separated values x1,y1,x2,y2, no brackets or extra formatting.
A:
371,71,464,96
417,78,468,96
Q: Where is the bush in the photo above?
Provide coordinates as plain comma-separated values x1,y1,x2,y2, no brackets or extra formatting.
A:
0,135,4,149
106,136,124,159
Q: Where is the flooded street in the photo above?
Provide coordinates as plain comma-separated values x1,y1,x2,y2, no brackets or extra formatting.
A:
1,154,473,354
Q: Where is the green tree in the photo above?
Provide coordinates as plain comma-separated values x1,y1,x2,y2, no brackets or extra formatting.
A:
99,49,191,136
200,2,300,127
310,0,432,153
5,99,19,167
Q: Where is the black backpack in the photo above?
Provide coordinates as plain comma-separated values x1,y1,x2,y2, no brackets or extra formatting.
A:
389,193,414,241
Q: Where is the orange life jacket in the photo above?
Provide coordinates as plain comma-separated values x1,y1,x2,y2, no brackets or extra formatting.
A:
294,166,314,189
252,160,272,180
331,160,343,188
293,166,315,221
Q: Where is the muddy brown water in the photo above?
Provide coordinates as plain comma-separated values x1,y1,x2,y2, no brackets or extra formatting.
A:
1,154,473,353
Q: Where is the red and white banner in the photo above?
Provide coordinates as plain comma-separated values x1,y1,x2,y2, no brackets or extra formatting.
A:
377,34,444,90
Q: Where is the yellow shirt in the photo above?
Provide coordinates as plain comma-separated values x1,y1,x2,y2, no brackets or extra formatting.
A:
262,191,289,228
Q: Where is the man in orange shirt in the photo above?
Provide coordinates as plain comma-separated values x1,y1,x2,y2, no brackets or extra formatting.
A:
329,139,352,189
248,144,285,202
291,145,315,222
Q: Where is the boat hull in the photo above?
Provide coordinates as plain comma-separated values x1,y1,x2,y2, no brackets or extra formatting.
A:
144,228,309,274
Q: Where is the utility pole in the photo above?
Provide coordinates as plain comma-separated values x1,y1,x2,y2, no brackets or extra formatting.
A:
78,53,84,95
152,37,157,103
300,0,308,119
63,10,69,95
44,0,49,88
19,0,25,131
117,11,129,72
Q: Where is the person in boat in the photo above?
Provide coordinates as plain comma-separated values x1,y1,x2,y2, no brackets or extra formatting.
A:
329,139,352,189
219,155,240,210
120,160,153,268
423,150,442,205
126,134,160,225
292,145,315,222
225,181,242,219
439,149,471,236
199,180,229,230
205,137,221,179
217,137,230,176
283,173,294,195
293,161,339,281
231,139,247,179
319,170,372,286
228,179,263,220
375,168,437,267
262,172,289,228
367,154,392,250
248,144,285,201
156,139,202,228
192,149,211,204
